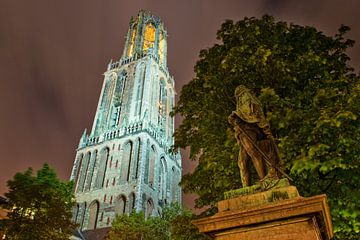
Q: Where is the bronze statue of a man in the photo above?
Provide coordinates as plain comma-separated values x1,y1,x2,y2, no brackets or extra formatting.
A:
228,85,283,187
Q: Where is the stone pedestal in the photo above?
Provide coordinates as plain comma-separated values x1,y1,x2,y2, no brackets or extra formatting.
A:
193,185,333,240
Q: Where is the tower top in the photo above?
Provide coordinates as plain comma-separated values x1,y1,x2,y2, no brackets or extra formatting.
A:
130,10,166,29
120,10,168,67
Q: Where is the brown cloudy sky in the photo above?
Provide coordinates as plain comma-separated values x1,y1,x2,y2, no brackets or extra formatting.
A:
1,0,359,209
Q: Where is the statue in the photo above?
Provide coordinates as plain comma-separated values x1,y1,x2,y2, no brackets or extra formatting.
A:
228,85,284,187
195,86,333,240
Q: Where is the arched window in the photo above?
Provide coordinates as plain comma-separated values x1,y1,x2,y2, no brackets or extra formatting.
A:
112,71,127,127
80,202,87,230
85,150,97,191
128,193,136,213
95,148,109,189
158,80,167,127
135,139,141,179
135,64,146,117
146,199,154,218
158,31,165,64
120,141,133,182
148,145,156,186
158,157,167,202
168,92,174,141
143,23,156,53
144,140,150,184
99,74,117,130
127,25,136,57
77,152,91,193
87,201,100,230
74,204,80,223
115,195,127,215
73,154,83,189
158,160,163,200
141,194,147,213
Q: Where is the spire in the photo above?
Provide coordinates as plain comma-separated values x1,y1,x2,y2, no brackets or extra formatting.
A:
78,129,87,148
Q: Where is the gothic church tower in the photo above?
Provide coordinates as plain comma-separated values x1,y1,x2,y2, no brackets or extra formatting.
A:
70,10,182,231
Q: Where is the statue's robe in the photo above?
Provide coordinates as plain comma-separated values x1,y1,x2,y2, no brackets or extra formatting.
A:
231,88,281,187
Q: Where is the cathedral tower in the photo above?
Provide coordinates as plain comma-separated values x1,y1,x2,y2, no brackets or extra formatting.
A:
70,10,182,231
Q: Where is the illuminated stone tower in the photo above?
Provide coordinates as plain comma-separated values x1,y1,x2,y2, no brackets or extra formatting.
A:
70,10,182,231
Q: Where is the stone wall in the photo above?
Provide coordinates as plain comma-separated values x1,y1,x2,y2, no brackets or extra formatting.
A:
72,132,181,230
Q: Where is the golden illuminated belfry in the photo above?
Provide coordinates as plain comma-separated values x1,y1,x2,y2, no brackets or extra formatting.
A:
126,15,166,65
70,10,181,234
142,23,156,53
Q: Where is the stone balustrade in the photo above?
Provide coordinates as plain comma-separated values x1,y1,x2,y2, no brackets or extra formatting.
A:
83,121,172,152
108,51,173,85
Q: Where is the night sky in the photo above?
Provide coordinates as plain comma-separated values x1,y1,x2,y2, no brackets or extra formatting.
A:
1,0,360,209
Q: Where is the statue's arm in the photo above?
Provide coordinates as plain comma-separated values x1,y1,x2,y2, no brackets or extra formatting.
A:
228,111,246,126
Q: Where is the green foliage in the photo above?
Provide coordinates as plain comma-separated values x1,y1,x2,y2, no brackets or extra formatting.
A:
1,163,76,240
107,203,209,240
170,210,211,240
173,15,360,239
107,211,166,240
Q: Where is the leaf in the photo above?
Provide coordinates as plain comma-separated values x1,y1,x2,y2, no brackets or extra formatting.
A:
2,164,76,240
173,15,360,239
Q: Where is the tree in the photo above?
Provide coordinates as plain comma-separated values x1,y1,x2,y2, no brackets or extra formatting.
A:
173,15,360,239
107,203,209,240
169,211,210,240
107,211,151,240
1,163,76,240
107,210,172,240
162,203,210,240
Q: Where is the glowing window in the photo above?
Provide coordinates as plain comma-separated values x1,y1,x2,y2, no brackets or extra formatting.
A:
143,23,156,53
158,31,165,63
127,25,136,57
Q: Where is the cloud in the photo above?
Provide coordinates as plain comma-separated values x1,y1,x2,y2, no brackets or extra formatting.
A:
0,1,359,209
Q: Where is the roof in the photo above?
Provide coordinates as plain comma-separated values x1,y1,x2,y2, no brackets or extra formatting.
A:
72,229,86,240
82,227,111,240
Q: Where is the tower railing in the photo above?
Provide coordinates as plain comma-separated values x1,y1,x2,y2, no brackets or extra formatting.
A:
108,51,173,84
84,121,171,153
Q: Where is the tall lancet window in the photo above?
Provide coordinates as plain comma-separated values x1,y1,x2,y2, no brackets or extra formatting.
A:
101,74,117,110
95,148,109,189
158,157,167,203
127,25,136,57
143,23,155,53
87,201,99,230
158,80,167,127
120,141,133,182
135,65,146,117
77,152,91,193
149,145,156,186
73,154,84,187
112,71,127,128
167,92,174,141
158,31,165,64
115,195,127,215
99,73,117,130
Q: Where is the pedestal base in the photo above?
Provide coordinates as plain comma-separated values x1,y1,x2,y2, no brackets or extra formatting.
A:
193,186,333,240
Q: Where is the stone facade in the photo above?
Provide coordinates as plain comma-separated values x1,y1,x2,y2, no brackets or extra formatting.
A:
70,10,182,231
